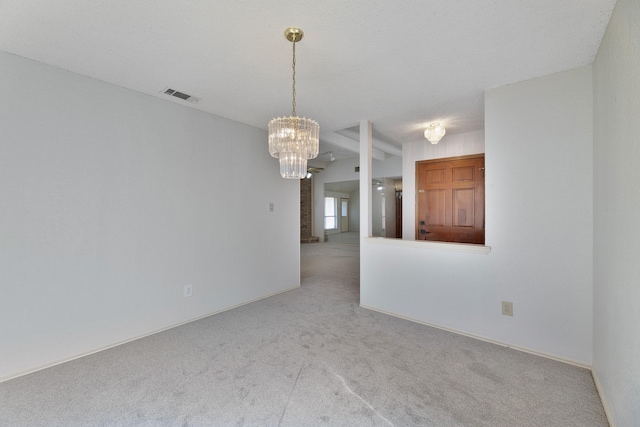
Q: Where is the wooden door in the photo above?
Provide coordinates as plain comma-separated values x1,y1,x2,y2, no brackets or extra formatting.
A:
340,198,349,232
416,154,484,244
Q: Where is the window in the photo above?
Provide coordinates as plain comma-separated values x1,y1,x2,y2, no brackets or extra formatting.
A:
415,154,485,244
324,197,337,229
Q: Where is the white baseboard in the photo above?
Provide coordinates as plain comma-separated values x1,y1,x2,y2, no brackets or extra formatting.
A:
591,369,615,427
360,304,592,370
1,285,300,384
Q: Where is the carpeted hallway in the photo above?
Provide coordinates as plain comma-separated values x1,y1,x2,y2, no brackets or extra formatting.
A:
0,241,608,426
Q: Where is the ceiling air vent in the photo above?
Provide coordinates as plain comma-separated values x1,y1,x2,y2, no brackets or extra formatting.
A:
161,87,201,104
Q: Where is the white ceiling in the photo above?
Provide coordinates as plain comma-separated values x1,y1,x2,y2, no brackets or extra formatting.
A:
0,0,616,161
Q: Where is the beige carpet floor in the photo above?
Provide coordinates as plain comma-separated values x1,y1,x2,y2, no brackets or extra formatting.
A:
0,241,608,426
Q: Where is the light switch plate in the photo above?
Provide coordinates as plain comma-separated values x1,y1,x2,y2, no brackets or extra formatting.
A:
502,301,513,316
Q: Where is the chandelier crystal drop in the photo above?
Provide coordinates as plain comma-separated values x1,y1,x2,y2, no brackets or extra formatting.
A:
268,28,319,179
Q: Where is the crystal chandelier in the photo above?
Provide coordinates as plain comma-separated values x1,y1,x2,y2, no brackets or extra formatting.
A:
424,122,446,144
268,28,319,179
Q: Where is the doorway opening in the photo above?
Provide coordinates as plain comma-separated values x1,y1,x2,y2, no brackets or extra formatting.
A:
323,177,403,241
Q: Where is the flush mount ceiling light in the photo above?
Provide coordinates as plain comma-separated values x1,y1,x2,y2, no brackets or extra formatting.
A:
424,122,446,144
268,27,319,179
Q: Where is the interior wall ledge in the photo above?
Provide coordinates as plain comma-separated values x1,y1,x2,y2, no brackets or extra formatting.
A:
364,237,491,254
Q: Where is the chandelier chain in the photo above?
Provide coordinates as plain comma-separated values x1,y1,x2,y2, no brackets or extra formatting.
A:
291,37,297,117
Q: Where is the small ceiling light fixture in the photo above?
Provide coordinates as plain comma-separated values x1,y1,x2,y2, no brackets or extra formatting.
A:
319,151,336,162
424,122,446,144
268,27,319,179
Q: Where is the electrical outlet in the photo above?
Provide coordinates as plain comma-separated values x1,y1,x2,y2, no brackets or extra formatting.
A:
184,284,193,297
501,301,513,316
269,202,274,212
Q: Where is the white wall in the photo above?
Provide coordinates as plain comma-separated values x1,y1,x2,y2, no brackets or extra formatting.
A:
593,0,640,424
0,52,300,381
361,66,594,365
402,131,485,239
372,186,384,237
348,188,360,232
383,178,397,238
313,155,402,240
